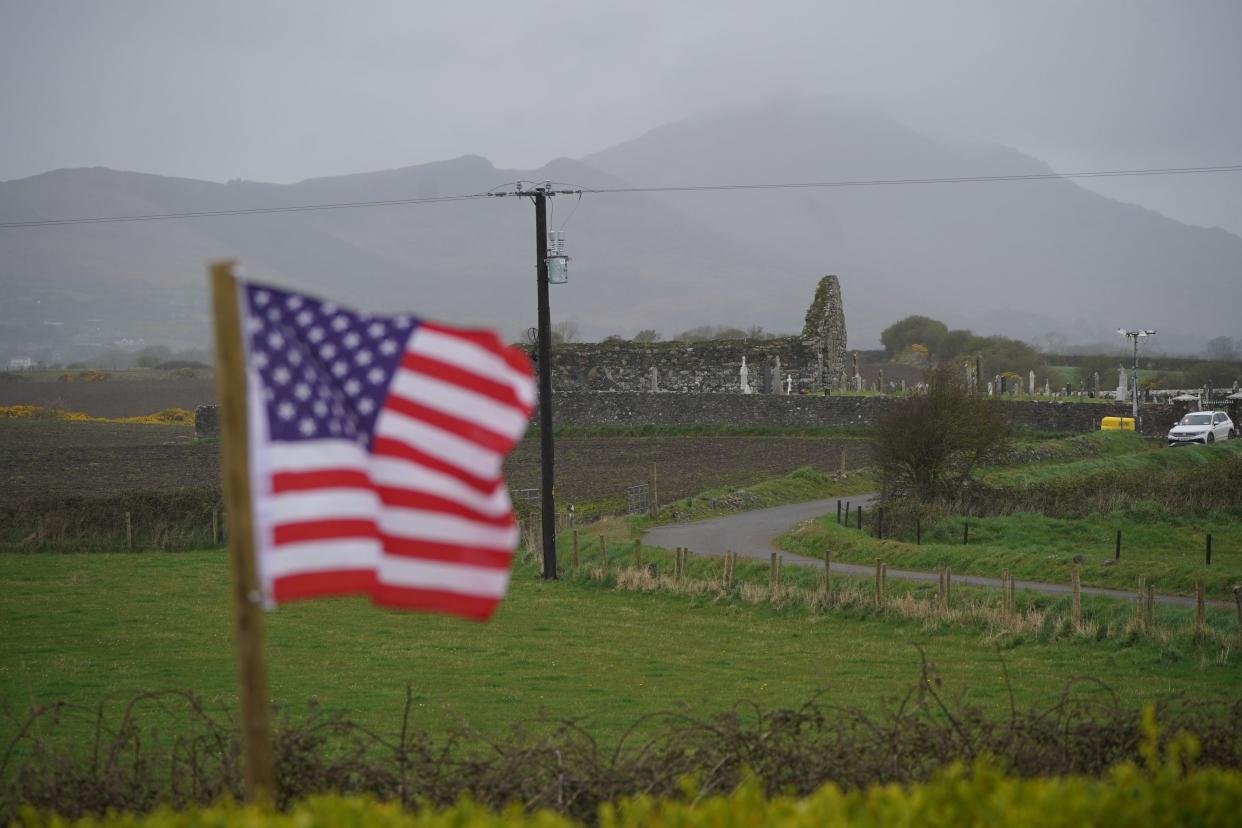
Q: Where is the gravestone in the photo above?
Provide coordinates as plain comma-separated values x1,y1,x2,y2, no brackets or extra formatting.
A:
650,366,659,392
1117,366,1128,402
1029,370,1036,395
739,357,752,394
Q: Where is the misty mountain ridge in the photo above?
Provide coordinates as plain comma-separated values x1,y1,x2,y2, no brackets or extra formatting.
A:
1,99,1238,364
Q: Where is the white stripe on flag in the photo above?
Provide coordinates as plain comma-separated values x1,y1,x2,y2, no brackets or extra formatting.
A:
265,539,382,579
267,440,370,473
369,457,513,516
269,489,381,524
389,369,530,437
378,555,511,596
373,408,503,479
410,327,536,408
379,508,519,549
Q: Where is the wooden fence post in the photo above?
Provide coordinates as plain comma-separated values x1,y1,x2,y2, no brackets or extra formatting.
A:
1145,583,1155,629
1008,573,1017,616
572,531,580,571
724,551,735,591
874,559,883,608
1206,534,1212,566
916,517,921,546
1195,582,1206,637
837,500,842,525
937,561,947,611
823,549,833,604
856,505,862,530
945,566,952,606
1115,529,1121,561
125,511,133,551
212,508,220,545
769,552,778,595
1136,575,1147,630
1001,569,1011,615
962,522,969,545
1071,566,1082,631
1233,585,1242,638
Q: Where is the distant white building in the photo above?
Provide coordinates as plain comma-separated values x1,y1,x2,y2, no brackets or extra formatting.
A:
8,357,34,371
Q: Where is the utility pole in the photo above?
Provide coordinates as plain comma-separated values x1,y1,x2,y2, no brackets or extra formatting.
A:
490,183,579,581
1117,328,1156,428
533,187,557,579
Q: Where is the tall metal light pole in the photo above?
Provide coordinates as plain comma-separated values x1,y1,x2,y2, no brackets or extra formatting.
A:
1117,328,1156,426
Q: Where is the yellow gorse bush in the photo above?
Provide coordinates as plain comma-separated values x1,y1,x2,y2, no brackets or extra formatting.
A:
0,406,193,426
14,710,1242,827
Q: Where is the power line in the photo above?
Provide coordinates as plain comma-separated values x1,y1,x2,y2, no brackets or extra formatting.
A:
579,164,1242,195
0,192,489,229
2,163,1239,229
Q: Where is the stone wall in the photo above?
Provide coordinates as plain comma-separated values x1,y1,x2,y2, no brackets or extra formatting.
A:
545,274,849,395
551,393,1192,437
546,337,821,394
195,395,1190,439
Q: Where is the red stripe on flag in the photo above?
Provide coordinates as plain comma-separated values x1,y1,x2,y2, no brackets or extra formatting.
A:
273,519,380,546
401,351,526,409
369,582,502,621
371,436,500,494
273,468,371,493
418,321,508,353
272,569,376,603
501,344,533,379
384,393,514,453
376,485,514,526
380,533,514,569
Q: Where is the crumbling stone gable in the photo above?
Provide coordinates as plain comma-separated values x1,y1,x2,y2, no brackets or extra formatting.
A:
801,275,848,392
545,275,849,394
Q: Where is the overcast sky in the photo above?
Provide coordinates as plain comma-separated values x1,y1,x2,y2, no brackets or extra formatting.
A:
2,0,1239,234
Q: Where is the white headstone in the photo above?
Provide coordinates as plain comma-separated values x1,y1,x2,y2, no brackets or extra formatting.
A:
987,381,994,396
740,357,751,394
1044,379,1050,396
1029,370,1036,395
1117,366,1128,402
785,373,793,394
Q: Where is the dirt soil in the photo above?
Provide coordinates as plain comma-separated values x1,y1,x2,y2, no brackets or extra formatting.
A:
1,419,868,511
0,376,217,417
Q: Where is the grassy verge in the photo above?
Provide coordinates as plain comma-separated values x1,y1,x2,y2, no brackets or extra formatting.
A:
545,423,871,438
639,466,877,527
984,437,1242,487
4,550,1240,753
777,505,1242,601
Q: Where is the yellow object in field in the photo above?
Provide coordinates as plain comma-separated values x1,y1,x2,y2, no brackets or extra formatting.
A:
1100,416,1135,431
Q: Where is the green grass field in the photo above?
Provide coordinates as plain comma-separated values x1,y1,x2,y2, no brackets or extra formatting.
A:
778,506,1242,601
983,436,1242,487
3,551,1239,751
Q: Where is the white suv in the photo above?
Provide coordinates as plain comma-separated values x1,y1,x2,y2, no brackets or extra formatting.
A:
1167,411,1235,445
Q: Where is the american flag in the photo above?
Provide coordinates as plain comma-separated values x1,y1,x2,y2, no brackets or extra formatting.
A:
240,281,535,620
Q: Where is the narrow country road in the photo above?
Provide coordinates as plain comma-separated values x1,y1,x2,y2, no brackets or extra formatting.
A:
643,495,1232,610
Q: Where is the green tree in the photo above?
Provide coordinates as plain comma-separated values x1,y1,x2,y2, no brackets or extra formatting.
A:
872,366,1009,502
632,329,662,343
880,316,949,357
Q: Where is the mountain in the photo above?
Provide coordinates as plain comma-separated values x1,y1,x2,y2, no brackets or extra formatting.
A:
2,99,1239,363
584,100,1242,353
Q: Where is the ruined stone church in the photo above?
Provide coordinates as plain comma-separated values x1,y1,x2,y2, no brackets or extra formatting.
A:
548,275,848,394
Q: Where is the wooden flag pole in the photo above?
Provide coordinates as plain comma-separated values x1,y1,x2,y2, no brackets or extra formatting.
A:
210,261,274,803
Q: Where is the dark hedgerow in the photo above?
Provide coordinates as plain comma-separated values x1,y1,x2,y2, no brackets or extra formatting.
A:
4,660,1240,825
